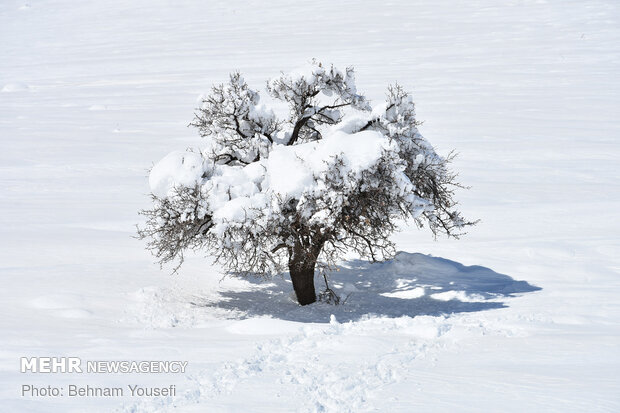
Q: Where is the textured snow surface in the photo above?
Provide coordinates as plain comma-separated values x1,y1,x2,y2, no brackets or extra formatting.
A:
1,0,619,412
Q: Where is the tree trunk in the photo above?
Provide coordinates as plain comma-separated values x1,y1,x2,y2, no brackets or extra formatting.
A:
289,259,317,305
288,241,320,305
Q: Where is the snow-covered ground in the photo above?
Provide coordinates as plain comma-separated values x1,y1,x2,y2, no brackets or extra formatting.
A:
1,0,619,411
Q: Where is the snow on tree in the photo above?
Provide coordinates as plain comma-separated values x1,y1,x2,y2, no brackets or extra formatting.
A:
138,61,475,305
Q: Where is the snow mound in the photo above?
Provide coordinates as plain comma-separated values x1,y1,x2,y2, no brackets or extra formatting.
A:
1,82,29,92
381,286,426,299
28,294,93,319
53,308,93,319
149,151,208,198
28,293,85,310
88,104,107,111
265,130,391,198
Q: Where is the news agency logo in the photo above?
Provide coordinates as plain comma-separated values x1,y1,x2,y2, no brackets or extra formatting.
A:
20,357,188,373
21,357,82,373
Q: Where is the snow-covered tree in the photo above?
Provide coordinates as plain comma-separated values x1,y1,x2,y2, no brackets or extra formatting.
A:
138,61,474,305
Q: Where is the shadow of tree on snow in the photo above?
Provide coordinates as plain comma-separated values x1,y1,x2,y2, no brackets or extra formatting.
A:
195,252,541,323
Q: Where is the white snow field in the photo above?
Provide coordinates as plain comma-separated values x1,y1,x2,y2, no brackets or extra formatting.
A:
1,0,619,412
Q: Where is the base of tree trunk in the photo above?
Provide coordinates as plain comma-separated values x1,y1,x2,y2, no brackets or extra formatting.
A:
289,265,317,305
